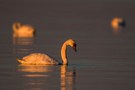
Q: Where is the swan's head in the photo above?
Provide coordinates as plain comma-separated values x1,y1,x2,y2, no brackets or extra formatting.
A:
66,39,77,52
61,39,77,65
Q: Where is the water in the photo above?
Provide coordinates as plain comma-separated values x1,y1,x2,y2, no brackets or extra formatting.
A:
0,0,135,90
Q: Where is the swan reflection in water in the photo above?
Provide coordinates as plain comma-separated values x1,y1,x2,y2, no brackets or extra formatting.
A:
17,65,76,90
12,37,35,54
60,65,76,90
18,65,53,77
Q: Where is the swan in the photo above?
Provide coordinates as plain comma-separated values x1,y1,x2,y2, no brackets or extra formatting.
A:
12,22,35,38
111,17,126,30
17,39,77,65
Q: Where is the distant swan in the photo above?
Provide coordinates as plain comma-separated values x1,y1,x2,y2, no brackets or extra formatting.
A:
111,17,126,30
17,39,77,65
12,22,35,38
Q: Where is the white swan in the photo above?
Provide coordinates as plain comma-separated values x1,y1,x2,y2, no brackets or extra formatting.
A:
12,22,35,38
17,39,77,65
111,17,126,30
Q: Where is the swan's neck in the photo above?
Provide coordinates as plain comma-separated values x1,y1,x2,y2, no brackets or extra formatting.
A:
61,42,68,65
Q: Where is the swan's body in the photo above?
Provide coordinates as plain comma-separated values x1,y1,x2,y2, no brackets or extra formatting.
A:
18,53,59,65
17,39,77,65
13,22,35,38
111,17,126,30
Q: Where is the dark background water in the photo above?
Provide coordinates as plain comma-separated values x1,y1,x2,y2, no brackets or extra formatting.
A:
0,0,135,90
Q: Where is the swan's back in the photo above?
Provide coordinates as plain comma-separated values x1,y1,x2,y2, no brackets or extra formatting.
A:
18,53,59,65
16,25,34,36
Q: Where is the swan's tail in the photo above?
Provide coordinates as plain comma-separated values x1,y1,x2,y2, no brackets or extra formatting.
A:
17,58,25,64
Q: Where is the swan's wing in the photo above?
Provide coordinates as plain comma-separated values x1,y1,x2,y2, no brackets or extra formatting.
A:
21,53,59,65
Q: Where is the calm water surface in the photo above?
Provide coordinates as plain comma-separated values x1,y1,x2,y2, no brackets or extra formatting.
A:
0,0,135,90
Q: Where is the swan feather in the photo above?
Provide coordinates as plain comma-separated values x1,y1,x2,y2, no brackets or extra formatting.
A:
18,53,59,65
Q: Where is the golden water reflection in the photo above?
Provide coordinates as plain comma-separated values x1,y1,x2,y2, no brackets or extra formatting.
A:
13,37,34,45
18,65,52,77
17,65,51,90
17,65,76,90
13,37,34,54
60,65,76,90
